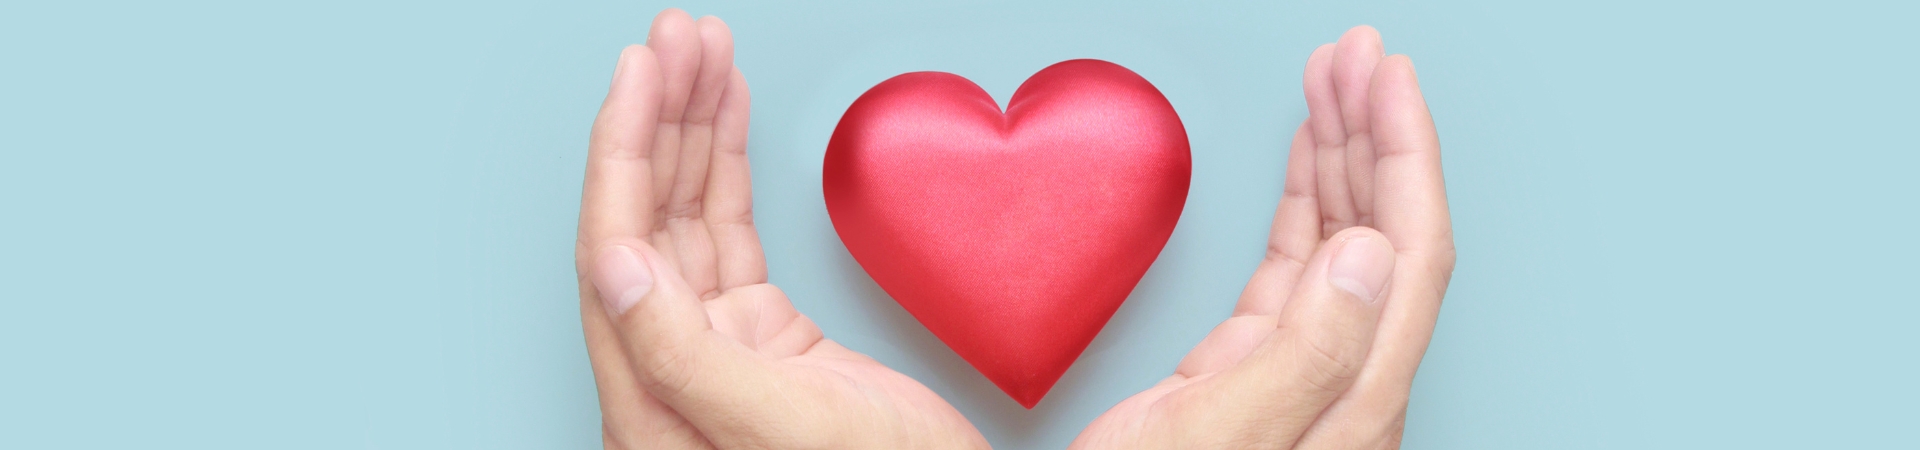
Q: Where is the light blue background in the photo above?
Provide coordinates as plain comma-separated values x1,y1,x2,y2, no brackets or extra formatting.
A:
3,0,1916,448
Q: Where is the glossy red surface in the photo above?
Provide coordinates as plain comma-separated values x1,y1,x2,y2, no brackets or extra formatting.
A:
824,59,1190,408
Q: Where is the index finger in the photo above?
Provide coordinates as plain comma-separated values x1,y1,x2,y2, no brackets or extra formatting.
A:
580,45,664,262
1367,55,1452,263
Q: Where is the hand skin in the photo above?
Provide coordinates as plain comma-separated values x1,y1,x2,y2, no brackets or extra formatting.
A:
575,9,988,450
1069,27,1455,450
578,11,1451,450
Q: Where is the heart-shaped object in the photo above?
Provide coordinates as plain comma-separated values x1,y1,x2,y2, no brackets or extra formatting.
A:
824,60,1190,408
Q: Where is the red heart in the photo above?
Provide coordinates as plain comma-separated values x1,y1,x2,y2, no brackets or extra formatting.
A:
824,60,1190,408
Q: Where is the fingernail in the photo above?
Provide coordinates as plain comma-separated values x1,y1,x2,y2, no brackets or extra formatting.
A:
593,245,654,317
1328,235,1395,303
612,49,629,78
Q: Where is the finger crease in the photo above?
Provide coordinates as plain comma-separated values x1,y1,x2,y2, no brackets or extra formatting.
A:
1265,241,1312,272
704,213,754,228
666,199,705,219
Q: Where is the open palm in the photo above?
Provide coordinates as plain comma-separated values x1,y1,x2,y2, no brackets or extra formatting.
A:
576,9,986,450
1071,27,1455,450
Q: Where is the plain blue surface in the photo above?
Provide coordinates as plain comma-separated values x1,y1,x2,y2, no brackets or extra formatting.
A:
3,0,1917,448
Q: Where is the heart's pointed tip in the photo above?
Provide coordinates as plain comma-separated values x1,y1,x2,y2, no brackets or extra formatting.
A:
1013,393,1041,409
1004,382,1051,409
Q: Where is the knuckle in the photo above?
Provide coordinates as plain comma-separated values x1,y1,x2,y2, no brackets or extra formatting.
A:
1294,332,1366,393
587,134,644,161
638,341,703,395
1414,245,1458,297
574,238,594,275
1282,182,1317,200
1265,242,1310,271
706,211,754,228
666,198,705,219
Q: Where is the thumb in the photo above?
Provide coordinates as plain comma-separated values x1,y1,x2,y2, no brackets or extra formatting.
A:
589,239,775,413
1163,227,1397,448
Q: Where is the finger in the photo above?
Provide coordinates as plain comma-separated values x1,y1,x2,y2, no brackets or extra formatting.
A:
1295,54,1455,450
663,15,735,300
1367,55,1453,260
1151,227,1396,449
580,46,664,258
580,288,711,450
644,9,704,267
578,45,705,450
705,68,767,294
1234,121,1320,316
798,339,880,364
1304,43,1358,236
590,239,787,423
1173,314,1278,378
1332,26,1384,227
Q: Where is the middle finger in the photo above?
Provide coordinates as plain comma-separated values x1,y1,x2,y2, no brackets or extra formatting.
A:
644,9,704,269
662,15,736,299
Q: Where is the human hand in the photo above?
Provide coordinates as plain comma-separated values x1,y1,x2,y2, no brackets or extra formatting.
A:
576,9,988,450
1070,26,1455,450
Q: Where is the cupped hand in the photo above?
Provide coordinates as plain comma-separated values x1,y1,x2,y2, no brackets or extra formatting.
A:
1070,27,1456,450
576,9,988,450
